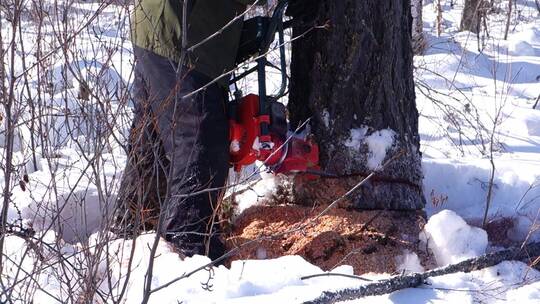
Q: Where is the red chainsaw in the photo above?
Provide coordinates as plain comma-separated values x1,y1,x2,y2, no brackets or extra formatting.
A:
228,0,319,175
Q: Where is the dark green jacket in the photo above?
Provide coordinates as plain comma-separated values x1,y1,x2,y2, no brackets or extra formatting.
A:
132,0,257,86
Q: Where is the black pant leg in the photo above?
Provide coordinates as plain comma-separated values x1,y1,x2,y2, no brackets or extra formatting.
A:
129,46,229,259
154,71,229,260
114,49,169,234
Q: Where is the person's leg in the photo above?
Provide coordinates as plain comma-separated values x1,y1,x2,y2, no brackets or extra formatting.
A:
159,76,229,260
133,47,229,259
114,47,169,235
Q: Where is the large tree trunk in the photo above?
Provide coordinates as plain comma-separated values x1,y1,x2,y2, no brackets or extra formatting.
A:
287,0,425,210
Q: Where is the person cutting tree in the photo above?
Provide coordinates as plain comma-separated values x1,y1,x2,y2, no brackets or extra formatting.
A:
114,0,315,261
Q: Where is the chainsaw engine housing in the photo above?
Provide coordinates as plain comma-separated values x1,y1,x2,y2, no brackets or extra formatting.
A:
228,94,319,174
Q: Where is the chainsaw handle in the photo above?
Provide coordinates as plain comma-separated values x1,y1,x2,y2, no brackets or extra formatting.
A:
260,0,289,53
274,14,287,99
259,1,289,138
230,0,289,97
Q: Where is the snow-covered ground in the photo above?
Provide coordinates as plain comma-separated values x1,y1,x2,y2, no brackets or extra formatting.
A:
1,0,540,303
417,1,540,242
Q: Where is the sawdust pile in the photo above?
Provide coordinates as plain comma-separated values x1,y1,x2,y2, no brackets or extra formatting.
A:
225,205,435,274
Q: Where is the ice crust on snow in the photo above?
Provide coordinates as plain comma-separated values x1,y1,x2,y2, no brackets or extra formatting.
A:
420,210,488,266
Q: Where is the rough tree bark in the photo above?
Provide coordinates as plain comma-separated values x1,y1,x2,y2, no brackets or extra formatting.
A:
412,0,425,54
287,0,425,210
461,0,482,33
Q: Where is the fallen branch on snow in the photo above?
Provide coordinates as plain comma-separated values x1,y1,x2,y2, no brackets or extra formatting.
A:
303,241,540,304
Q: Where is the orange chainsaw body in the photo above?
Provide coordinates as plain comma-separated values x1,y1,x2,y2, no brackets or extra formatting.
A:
229,94,319,175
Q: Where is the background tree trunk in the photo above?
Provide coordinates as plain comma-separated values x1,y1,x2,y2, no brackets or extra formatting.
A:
461,0,481,33
412,0,425,54
287,0,425,210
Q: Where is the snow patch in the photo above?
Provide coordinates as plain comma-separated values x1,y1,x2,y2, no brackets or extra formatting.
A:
526,115,540,136
345,128,396,170
234,171,279,214
226,256,320,298
395,250,424,274
513,26,540,45
365,129,396,170
420,210,488,266
344,127,368,150
321,109,330,128
506,281,540,303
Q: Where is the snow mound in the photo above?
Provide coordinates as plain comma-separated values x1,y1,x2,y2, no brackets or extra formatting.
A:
508,40,536,56
420,210,487,266
423,158,540,240
513,26,540,45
